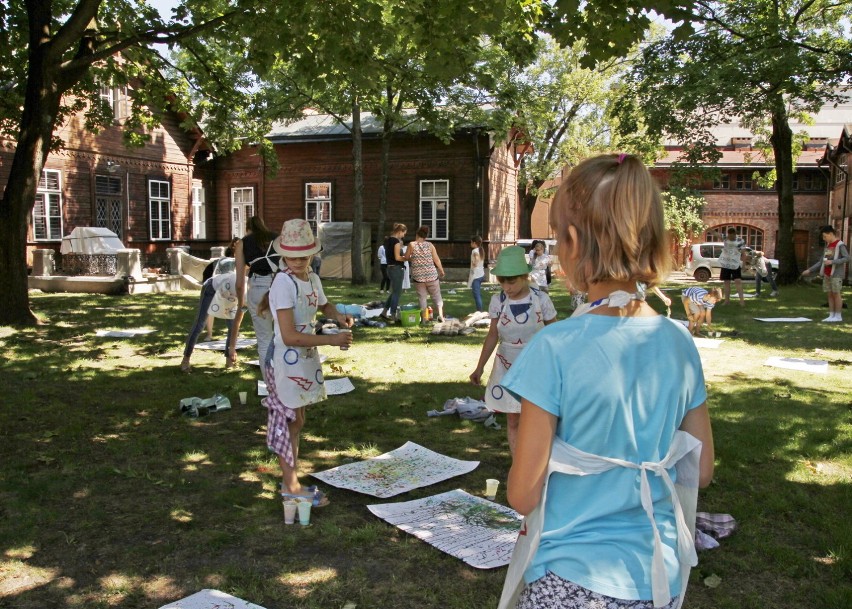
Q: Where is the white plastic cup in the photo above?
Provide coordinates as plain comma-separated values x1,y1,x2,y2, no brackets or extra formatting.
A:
283,500,297,525
297,499,312,525
238,391,247,405
338,328,352,350
485,479,499,500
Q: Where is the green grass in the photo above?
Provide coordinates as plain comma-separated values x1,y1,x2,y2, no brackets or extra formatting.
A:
0,278,849,609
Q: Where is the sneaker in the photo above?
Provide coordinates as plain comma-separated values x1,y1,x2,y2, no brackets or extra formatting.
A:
770,291,778,297
822,315,836,322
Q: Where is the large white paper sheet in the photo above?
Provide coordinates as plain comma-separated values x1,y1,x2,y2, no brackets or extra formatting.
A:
754,317,812,322
312,441,479,498
325,377,355,395
764,357,829,374
159,589,266,609
368,489,521,569
196,338,256,351
95,329,155,338
693,337,724,349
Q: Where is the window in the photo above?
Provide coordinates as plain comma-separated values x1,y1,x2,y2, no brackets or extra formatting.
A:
305,182,332,234
713,174,730,190
230,187,254,238
705,225,764,251
148,179,171,240
419,179,449,240
33,169,63,241
99,84,128,121
734,173,753,190
192,181,206,240
793,171,826,192
95,174,123,238
836,155,847,184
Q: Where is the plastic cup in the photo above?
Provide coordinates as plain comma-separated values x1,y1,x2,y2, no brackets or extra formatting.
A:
338,328,351,350
283,500,297,524
238,391,247,405
485,478,499,500
297,499,312,525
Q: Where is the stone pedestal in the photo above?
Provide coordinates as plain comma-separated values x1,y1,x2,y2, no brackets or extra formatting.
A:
31,249,55,276
167,247,183,276
115,249,143,280
210,246,227,259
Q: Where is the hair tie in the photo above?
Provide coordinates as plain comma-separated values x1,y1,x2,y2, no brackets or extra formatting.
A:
617,153,628,164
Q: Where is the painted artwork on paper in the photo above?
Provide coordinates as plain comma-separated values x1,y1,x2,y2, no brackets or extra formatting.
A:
368,489,521,569
312,441,479,498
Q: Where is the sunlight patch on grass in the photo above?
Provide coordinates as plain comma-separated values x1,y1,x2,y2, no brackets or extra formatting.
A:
169,509,193,523
451,427,473,434
72,488,91,499
239,470,263,483
91,433,126,443
0,560,59,596
279,566,338,591
182,451,213,470
140,575,182,600
98,572,135,596
4,545,36,560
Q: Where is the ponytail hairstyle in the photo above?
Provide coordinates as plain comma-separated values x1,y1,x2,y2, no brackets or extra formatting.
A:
248,216,277,250
551,153,670,291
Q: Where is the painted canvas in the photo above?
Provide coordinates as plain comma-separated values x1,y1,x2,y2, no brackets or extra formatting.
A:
368,489,521,569
312,442,479,498
158,588,266,609
196,338,256,351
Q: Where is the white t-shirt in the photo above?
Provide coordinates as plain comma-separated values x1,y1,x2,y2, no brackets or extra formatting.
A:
718,238,745,270
488,289,557,322
268,272,327,341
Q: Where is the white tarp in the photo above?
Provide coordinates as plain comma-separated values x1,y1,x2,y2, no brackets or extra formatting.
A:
60,227,126,254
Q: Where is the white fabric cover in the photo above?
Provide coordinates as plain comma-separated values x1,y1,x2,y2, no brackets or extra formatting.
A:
60,227,126,254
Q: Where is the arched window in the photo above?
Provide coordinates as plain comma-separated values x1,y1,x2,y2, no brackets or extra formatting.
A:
705,224,764,250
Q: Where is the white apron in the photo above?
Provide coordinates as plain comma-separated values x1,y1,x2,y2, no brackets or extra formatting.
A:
498,290,701,609
269,269,326,409
485,290,545,413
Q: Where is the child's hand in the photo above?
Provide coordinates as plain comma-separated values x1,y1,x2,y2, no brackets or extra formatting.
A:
331,331,353,349
469,369,483,385
337,314,354,328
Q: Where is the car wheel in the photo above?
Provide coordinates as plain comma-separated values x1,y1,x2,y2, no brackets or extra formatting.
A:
693,268,711,282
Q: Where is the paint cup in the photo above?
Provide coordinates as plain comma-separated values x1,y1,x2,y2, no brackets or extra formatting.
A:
297,499,312,526
283,500,297,525
238,391,247,405
485,479,499,500
338,328,352,350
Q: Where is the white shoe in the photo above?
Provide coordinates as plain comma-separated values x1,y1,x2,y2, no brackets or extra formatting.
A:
822,315,835,322
833,314,843,322
770,291,778,297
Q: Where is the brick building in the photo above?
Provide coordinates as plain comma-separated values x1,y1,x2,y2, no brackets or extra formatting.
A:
210,112,522,269
820,124,852,263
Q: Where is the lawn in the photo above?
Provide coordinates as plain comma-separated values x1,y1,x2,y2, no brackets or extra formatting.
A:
0,278,850,609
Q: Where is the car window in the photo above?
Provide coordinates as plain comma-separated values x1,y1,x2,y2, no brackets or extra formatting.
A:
713,245,722,258
699,245,713,258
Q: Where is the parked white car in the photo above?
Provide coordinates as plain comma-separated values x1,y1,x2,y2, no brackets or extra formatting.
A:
686,243,779,282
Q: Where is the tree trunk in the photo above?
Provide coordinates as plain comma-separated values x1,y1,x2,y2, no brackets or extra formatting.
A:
350,100,366,284
518,177,544,240
770,98,798,283
0,28,66,326
372,124,393,283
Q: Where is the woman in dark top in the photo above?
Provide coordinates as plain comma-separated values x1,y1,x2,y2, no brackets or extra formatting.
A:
379,223,410,321
232,216,280,377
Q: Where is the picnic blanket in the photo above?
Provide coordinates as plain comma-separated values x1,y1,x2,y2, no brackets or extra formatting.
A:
368,489,521,569
312,441,479,498
195,338,256,351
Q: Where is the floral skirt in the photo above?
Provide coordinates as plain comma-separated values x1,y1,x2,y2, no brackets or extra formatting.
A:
517,571,679,609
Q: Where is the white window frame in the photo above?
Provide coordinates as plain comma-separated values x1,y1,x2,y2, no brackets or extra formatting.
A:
192,181,206,240
33,169,63,241
230,187,255,238
419,179,449,240
148,179,172,241
99,83,128,121
305,182,332,234
95,174,124,238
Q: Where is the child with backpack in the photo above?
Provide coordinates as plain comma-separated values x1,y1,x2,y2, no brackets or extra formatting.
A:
469,246,557,455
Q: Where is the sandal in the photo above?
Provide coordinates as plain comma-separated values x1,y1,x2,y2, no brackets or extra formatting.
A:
280,487,330,508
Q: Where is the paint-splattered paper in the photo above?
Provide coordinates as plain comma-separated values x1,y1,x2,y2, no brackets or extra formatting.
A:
693,337,724,349
325,377,355,395
312,441,479,498
159,588,266,609
368,489,521,569
95,329,155,338
754,317,812,322
195,338,256,351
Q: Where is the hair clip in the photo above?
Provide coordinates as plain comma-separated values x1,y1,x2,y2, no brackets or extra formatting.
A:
617,153,628,164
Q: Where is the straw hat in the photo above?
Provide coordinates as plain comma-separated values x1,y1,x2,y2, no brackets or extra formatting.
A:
272,219,321,257
491,245,531,277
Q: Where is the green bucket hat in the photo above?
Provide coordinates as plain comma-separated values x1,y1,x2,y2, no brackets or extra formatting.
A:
491,245,532,277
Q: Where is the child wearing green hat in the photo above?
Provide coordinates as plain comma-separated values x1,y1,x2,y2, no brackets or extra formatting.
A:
469,245,557,454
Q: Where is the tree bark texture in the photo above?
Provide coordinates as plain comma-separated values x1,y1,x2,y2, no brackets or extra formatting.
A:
770,98,798,283
349,100,366,284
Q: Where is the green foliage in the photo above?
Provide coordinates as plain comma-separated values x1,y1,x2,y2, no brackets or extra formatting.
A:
661,187,706,246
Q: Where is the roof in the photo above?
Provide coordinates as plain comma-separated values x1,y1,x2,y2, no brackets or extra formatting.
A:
265,108,492,143
656,148,827,169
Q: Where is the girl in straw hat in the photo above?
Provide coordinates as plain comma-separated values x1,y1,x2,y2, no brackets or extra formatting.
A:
469,245,557,455
261,219,353,507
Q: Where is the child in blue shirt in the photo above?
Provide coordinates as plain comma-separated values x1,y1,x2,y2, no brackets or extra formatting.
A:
499,154,715,609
